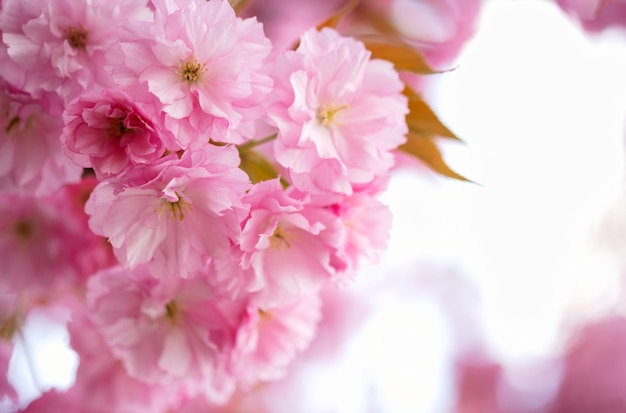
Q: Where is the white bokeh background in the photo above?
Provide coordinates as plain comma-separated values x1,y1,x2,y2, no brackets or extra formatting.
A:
7,1,626,412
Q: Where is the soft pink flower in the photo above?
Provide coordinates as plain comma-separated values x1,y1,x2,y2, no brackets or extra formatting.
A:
86,145,250,278
116,0,272,148
242,0,344,51
0,0,151,103
87,265,243,404
0,193,78,295
550,316,626,413
231,293,322,387
17,390,80,413
61,89,168,179
326,191,393,282
554,0,626,32
53,178,117,282
269,28,408,195
240,180,342,303
68,308,170,413
356,0,483,67
0,83,82,196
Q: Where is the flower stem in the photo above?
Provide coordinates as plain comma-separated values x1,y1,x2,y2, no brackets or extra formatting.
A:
17,329,43,392
237,133,278,152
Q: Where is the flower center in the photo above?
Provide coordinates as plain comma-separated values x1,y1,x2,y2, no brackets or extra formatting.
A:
258,308,272,321
66,26,88,49
163,198,189,221
14,219,34,239
4,116,19,134
0,317,17,340
269,226,292,250
165,300,180,323
178,59,206,84
109,117,129,138
317,104,349,127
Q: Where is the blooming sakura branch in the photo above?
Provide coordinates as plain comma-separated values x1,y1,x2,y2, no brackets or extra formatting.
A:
0,0,465,410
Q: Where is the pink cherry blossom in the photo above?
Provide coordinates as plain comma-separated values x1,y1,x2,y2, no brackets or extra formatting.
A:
53,178,117,282
17,390,80,413
115,0,272,148
242,0,344,52
240,180,342,303
269,27,408,195
61,89,168,179
68,308,170,413
231,293,322,387
326,191,393,282
0,178,116,296
0,193,78,295
86,145,251,278
0,83,82,196
357,0,483,67
87,265,243,404
0,0,152,103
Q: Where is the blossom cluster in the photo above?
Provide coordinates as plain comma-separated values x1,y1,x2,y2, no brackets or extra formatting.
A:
0,0,409,409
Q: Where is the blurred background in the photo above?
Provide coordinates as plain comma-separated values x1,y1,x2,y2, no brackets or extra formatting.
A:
8,0,626,412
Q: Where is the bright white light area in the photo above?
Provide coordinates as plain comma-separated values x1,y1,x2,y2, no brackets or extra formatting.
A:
384,0,626,363
7,307,78,409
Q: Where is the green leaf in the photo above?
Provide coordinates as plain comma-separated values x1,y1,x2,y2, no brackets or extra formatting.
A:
404,88,459,140
360,35,438,75
400,133,470,182
238,148,280,184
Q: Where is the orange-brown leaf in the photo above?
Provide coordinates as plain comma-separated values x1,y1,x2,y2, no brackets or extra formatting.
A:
400,133,470,181
360,35,437,75
404,88,459,140
317,0,362,29
228,0,252,14
238,149,279,184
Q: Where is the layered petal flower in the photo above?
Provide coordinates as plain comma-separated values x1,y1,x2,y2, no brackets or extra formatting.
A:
269,28,408,195
61,89,168,179
0,83,82,196
326,191,393,282
86,145,251,278
116,0,272,148
68,308,170,413
87,266,244,404
0,0,151,103
231,293,322,387
0,193,78,294
240,180,342,303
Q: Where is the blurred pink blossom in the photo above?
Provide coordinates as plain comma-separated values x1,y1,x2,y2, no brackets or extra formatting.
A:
554,0,626,32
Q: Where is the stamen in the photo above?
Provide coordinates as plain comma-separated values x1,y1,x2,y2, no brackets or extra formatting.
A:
258,308,272,321
163,197,189,221
66,26,88,50
269,227,292,249
165,300,179,322
5,116,19,134
317,104,349,127
14,220,33,239
0,317,17,340
178,60,206,84
109,117,129,138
